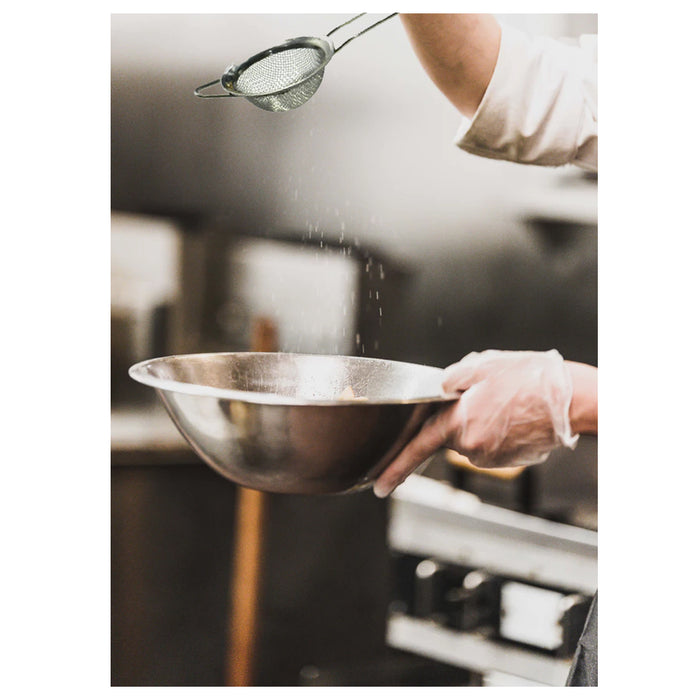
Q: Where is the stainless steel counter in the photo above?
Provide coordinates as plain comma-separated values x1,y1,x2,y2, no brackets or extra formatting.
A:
111,404,193,465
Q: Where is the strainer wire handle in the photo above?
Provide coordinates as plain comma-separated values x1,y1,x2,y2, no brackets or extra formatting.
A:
327,12,398,52
194,78,233,98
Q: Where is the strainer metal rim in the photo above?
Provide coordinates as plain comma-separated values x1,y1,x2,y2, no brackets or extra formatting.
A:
220,36,334,99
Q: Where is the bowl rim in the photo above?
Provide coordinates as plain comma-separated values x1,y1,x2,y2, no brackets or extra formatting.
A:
128,351,461,407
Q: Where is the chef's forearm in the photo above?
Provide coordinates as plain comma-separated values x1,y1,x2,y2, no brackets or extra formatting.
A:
400,13,501,118
566,361,598,436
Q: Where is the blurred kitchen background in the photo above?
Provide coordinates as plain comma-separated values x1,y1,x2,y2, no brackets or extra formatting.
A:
111,13,597,687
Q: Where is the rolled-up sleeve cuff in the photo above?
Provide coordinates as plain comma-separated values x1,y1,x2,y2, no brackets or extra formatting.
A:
455,23,597,170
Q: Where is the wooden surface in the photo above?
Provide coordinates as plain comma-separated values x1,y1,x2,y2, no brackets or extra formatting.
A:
226,317,278,686
227,486,267,686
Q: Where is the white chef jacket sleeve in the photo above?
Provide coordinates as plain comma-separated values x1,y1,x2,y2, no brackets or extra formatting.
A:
455,23,597,172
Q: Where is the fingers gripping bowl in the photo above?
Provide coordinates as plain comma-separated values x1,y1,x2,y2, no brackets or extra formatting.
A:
129,352,458,495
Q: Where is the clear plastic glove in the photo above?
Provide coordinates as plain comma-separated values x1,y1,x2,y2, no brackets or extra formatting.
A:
373,349,579,498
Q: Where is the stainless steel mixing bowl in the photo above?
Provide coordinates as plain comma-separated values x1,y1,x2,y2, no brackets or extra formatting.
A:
128,352,458,494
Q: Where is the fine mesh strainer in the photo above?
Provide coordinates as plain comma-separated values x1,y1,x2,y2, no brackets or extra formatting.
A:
194,13,398,112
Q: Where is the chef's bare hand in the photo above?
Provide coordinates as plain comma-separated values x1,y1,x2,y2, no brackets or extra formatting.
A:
373,349,581,498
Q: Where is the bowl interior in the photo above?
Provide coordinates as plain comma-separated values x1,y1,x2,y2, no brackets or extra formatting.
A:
131,352,450,404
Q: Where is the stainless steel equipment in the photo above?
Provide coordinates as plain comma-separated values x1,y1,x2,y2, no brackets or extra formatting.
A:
194,13,398,110
111,212,182,407
129,352,458,494
169,229,409,361
386,475,597,686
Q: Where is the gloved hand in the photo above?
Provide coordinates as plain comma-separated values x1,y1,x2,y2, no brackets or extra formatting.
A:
373,349,579,498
